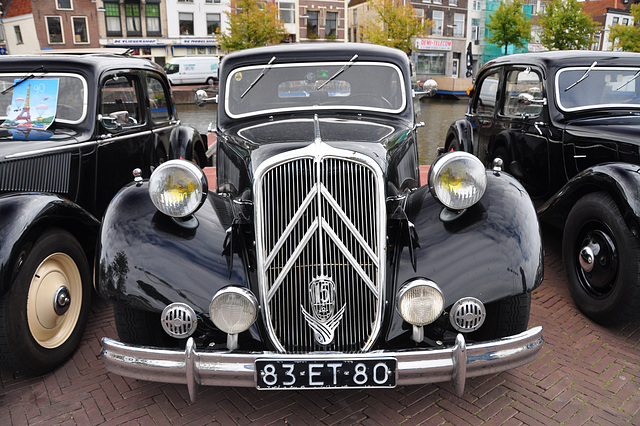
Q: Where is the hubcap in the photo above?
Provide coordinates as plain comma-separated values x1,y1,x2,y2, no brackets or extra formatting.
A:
27,253,82,349
576,229,618,297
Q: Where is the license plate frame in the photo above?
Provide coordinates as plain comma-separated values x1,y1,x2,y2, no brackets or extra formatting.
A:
255,358,397,389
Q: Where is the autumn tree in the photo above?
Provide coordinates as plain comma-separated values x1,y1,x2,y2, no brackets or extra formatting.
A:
219,0,285,52
610,4,640,52
485,0,531,56
361,0,432,53
537,0,596,50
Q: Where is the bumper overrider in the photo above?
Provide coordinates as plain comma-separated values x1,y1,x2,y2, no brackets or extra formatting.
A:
101,326,543,403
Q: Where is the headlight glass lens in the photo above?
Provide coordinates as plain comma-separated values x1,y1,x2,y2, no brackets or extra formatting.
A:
149,160,207,217
429,152,487,210
209,287,258,335
397,280,444,326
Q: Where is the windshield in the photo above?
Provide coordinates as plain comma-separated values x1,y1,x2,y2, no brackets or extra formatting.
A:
556,67,640,112
164,63,179,75
225,61,406,118
1,73,87,129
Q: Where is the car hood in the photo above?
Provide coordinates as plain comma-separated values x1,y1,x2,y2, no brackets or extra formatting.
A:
226,116,410,174
0,129,80,160
563,115,640,146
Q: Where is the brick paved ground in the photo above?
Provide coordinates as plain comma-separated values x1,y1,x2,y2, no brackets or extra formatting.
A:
1,225,639,424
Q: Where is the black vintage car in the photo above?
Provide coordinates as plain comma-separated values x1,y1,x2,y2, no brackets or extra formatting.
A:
0,52,207,375
445,51,640,324
97,43,543,401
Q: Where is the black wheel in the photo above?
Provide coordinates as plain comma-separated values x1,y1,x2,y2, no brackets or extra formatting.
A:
0,229,91,375
114,304,178,347
445,135,461,152
471,293,531,340
206,77,216,86
562,192,640,324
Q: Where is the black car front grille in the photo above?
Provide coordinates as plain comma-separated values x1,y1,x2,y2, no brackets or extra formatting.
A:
0,153,71,193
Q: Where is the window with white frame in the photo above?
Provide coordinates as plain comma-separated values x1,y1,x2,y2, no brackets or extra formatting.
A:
326,12,337,38
14,26,23,44
72,16,89,43
453,13,464,37
471,18,480,41
279,2,294,23
432,11,443,36
449,0,457,5
207,13,221,35
473,0,481,10
56,0,72,10
180,13,194,35
46,16,64,44
527,0,537,15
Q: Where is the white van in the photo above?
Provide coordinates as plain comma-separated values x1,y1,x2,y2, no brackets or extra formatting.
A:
164,56,219,85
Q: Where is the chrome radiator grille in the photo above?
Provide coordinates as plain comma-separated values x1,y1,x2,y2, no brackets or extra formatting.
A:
256,152,385,353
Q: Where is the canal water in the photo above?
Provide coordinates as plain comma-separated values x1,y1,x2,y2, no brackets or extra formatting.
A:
177,97,468,165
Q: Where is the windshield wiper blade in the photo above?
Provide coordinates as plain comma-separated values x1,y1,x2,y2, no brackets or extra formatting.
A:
1,65,46,95
565,61,597,92
317,54,358,90
241,56,276,99
616,69,640,91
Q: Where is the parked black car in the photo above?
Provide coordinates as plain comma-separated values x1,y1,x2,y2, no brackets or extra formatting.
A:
0,52,207,375
97,43,543,401
445,51,640,324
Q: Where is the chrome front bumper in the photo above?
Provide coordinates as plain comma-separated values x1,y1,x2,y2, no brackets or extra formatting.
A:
101,326,543,403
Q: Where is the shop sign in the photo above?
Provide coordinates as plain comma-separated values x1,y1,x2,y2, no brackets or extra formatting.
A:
415,39,452,51
180,39,217,45
113,39,159,45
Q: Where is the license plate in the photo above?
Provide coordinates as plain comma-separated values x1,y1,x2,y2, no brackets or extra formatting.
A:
255,358,396,389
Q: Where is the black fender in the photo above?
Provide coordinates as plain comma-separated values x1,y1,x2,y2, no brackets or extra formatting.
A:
0,193,99,295
96,181,245,315
445,119,473,153
169,125,210,166
387,170,544,341
538,162,640,235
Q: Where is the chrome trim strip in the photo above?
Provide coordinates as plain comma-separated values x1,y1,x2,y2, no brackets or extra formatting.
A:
101,326,543,403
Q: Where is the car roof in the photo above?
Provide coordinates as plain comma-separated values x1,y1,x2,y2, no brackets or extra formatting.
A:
0,53,164,76
484,50,640,72
220,42,411,75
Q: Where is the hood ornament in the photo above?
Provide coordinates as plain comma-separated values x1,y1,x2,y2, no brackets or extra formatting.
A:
301,275,345,345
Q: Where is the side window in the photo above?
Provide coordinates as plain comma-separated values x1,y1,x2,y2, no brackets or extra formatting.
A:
100,75,143,131
146,73,171,124
503,68,544,117
475,72,499,116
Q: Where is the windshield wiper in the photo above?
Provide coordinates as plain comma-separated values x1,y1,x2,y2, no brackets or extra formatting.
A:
616,69,640,91
1,65,46,95
564,61,597,92
317,54,358,90
241,56,276,99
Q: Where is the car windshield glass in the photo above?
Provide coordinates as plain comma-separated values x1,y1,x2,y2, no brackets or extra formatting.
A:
556,67,640,112
0,73,88,137
225,61,406,118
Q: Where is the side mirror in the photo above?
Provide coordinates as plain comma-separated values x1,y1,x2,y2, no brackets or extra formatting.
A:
195,89,218,107
517,92,547,105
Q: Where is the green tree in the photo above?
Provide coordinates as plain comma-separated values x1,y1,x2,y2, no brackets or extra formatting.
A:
486,0,531,56
610,4,640,52
537,0,596,50
361,0,432,53
219,0,285,52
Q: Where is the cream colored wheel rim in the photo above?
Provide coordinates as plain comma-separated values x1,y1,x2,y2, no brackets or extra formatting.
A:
26,253,82,349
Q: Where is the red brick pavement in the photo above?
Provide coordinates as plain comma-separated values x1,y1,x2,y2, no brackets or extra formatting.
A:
1,227,639,424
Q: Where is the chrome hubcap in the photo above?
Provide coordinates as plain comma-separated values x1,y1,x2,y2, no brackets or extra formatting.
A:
54,286,71,315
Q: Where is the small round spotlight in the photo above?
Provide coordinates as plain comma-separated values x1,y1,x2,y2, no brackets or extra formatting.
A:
209,287,258,335
149,159,207,218
429,151,487,211
396,279,445,326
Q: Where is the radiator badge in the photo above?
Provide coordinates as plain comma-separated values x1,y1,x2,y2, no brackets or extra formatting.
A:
301,275,345,345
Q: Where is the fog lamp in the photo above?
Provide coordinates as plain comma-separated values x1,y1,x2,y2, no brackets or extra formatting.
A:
397,279,444,326
429,152,486,211
209,287,258,335
149,159,207,217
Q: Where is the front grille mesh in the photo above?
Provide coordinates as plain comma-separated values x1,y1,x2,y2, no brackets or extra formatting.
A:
0,153,71,193
258,156,382,353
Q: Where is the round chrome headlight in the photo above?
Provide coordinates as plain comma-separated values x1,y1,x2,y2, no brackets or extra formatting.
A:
209,287,258,335
148,159,207,217
396,279,445,326
429,152,487,210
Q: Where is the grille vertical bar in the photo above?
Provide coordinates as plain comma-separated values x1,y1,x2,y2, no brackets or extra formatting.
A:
257,154,383,353
0,153,71,193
